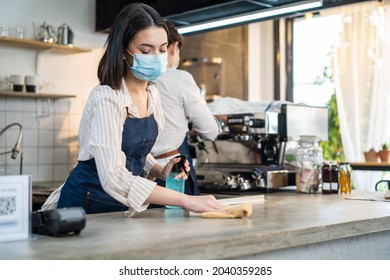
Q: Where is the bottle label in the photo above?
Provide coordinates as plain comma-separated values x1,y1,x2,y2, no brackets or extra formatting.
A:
323,182,331,191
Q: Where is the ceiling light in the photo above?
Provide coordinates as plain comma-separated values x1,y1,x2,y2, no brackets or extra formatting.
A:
178,0,323,34
305,12,314,20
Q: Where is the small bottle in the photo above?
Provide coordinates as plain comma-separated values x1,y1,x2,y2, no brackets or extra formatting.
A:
339,162,351,194
330,161,339,194
321,161,331,194
165,157,185,209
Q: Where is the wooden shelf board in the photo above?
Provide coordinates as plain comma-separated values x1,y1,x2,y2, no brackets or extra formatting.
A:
0,91,76,99
0,36,91,53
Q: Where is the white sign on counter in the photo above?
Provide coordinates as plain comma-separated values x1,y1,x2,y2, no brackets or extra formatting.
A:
0,175,31,242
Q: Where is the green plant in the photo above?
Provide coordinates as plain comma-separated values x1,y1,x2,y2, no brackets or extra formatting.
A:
320,93,345,161
382,143,389,150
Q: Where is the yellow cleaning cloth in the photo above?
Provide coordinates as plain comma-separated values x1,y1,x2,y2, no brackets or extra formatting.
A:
202,203,253,219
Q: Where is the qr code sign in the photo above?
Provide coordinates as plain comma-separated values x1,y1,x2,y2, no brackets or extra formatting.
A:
0,196,16,216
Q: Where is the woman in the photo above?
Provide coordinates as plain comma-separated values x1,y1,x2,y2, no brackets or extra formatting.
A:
55,3,224,216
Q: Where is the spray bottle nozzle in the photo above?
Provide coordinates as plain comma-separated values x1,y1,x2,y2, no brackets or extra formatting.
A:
172,154,189,176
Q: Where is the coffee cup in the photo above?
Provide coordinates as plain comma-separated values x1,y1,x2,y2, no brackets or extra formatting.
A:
25,75,37,93
11,74,24,92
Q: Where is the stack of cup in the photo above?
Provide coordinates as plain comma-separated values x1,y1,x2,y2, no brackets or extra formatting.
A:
11,75,24,92
25,75,37,93
9,75,38,93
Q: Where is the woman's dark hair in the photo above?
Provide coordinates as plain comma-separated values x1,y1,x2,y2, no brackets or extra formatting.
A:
165,20,183,49
97,3,168,90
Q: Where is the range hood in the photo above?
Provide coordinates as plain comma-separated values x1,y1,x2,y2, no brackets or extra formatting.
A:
95,0,369,34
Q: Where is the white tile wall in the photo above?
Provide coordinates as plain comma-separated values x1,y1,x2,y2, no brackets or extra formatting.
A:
22,111,39,129
0,0,107,183
23,129,38,147
54,129,70,147
54,147,69,164
0,112,5,147
0,100,5,111
0,97,80,181
22,164,39,180
38,164,54,181
38,110,54,129
22,98,37,112
6,98,22,111
22,147,38,165
6,111,23,124
5,164,21,176
54,164,70,182
54,99,70,114
39,129,54,147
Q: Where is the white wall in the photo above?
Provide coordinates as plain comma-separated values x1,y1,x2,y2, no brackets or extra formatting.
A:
0,0,107,182
248,21,274,102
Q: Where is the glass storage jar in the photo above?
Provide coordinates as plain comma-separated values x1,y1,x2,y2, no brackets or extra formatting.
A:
295,135,323,193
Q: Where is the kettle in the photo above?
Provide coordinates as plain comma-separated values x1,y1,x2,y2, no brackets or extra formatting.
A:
33,21,56,43
57,23,74,46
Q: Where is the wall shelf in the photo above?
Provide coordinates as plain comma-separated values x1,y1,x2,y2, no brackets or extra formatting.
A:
0,37,88,99
0,91,76,99
0,36,92,53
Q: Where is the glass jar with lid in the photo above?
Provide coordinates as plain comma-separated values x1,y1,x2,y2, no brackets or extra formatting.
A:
295,135,323,193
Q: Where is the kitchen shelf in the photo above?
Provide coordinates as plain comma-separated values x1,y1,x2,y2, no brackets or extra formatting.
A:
0,90,76,99
0,36,91,53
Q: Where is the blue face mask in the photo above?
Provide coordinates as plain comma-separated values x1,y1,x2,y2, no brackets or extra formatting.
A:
125,50,167,81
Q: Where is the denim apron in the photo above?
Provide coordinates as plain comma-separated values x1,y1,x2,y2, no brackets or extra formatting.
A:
57,114,158,214
178,137,199,195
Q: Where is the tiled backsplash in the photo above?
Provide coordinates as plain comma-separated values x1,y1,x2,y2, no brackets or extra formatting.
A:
0,96,83,182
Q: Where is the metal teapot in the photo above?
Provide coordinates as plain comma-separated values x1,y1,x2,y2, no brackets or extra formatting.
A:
57,23,74,46
33,21,56,43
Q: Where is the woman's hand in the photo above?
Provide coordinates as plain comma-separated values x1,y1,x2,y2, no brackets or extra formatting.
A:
161,156,190,180
182,194,225,213
146,186,225,213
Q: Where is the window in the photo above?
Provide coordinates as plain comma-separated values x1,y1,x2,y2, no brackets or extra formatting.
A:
292,14,345,161
293,14,343,107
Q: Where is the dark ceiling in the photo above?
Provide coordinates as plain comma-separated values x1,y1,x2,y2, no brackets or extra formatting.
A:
96,0,370,33
161,0,315,26
160,0,369,28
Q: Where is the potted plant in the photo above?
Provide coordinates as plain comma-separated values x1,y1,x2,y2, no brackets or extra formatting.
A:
364,148,380,162
378,143,389,163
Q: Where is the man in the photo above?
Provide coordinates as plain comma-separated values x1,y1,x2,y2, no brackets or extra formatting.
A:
151,20,221,195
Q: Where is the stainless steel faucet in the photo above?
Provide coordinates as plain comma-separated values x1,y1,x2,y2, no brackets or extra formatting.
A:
0,122,23,159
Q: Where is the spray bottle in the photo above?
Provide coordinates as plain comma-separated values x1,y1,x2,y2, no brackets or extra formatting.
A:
165,155,187,208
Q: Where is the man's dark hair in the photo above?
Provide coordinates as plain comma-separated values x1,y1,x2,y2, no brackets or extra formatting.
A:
165,20,183,49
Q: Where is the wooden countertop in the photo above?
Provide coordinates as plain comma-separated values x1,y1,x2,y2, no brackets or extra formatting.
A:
1,191,390,260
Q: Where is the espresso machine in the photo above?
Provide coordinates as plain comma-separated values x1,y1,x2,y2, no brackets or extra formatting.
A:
193,101,329,193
